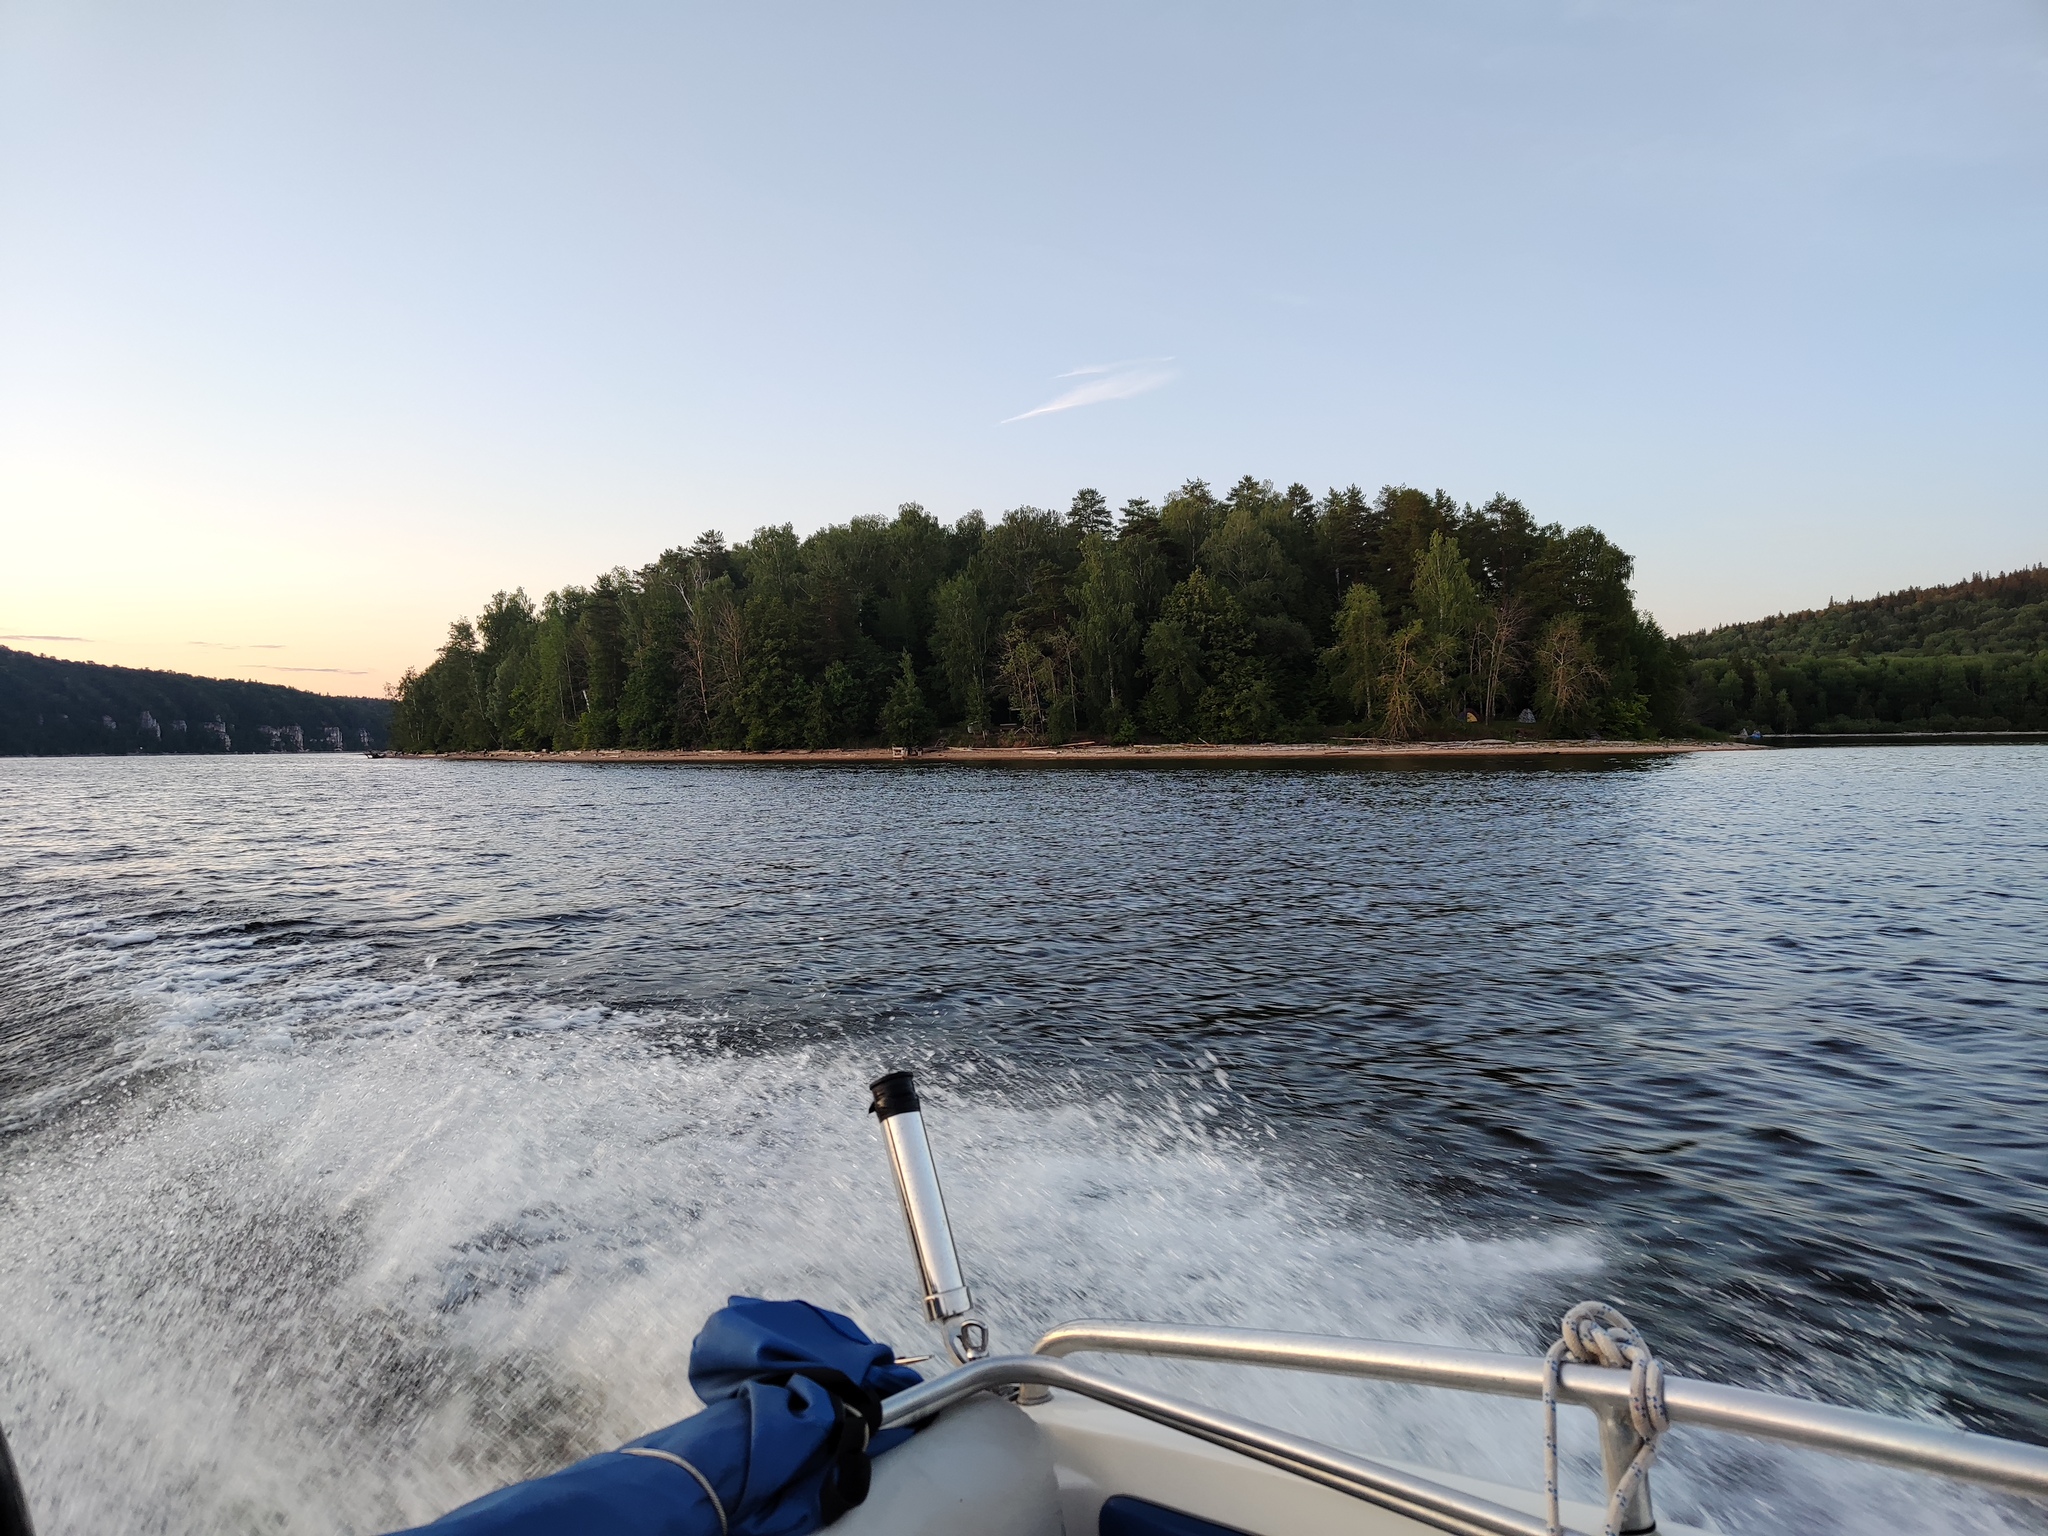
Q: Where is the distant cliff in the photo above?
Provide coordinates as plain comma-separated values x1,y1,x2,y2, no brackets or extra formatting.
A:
0,646,390,755
1681,566,2047,733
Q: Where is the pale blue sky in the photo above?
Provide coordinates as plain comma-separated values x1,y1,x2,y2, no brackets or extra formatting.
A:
2,1,2043,690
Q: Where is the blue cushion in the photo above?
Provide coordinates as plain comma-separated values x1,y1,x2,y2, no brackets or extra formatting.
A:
1099,1494,1254,1536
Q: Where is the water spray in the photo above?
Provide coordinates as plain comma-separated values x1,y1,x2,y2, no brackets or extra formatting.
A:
867,1071,990,1364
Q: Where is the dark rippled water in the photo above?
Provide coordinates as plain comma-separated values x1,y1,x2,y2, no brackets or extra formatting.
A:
0,749,2044,1534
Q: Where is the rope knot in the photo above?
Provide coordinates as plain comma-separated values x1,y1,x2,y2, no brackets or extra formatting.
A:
1556,1300,1669,1442
1542,1300,1669,1536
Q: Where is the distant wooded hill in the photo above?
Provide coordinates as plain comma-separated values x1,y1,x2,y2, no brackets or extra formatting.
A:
1681,566,2047,733
0,646,390,755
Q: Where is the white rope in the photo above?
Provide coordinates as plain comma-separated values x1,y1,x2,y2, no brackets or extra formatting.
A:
1542,1301,1669,1536
620,1446,729,1536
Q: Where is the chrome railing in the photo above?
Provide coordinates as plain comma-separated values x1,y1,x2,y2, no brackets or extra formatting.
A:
1030,1321,2048,1502
879,1330,2048,1536
862,1076,2048,1534
880,1353,1563,1536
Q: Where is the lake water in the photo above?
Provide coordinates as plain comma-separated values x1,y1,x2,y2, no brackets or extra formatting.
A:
0,749,2043,1534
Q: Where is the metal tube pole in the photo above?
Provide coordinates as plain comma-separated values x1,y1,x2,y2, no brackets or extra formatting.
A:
1593,1409,1655,1535
868,1071,989,1361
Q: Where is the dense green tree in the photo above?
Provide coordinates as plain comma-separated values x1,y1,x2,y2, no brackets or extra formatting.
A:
1364,487,1459,609
1412,531,1482,716
617,644,678,748
806,661,869,747
997,625,1055,735
1067,487,1112,538
1149,570,1274,742
570,575,629,748
1073,533,1141,726
879,651,935,747
429,621,493,751
390,474,1707,751
1324,584,1390,727
738,597,809,750
930,570,997,734
1157,480,1218,582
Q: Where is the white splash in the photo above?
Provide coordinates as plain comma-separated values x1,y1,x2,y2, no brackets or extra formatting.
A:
0,914,2031,1535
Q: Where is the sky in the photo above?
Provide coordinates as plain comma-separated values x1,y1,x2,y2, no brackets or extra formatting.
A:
2,1,2044,697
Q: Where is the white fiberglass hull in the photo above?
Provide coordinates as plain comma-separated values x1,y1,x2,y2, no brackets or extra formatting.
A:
839,1391,1703,1536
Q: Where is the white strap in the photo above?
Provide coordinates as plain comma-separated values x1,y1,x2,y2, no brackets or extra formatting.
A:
620,1446,728,1536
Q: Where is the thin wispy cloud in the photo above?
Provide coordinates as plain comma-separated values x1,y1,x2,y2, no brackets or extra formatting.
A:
258,664,368,675
189,640,285,650
1003,358,1177,423
2,634,90,642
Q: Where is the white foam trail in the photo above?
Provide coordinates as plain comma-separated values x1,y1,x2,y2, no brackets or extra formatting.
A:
0,916,2033,1535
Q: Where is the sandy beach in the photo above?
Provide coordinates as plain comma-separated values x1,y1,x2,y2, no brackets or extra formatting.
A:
410,739,1752,766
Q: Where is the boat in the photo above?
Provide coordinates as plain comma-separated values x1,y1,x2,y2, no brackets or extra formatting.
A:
846,1071,2048,1536
2,1069,2044,1536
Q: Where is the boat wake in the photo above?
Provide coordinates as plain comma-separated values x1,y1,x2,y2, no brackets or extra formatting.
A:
0,898,2034,1534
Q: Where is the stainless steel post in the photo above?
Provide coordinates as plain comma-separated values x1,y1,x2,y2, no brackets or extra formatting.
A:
868,1071,989,1362
1594,1408,1656,1534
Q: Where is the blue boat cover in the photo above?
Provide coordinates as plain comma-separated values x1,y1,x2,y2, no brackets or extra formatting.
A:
391,1297,926,1536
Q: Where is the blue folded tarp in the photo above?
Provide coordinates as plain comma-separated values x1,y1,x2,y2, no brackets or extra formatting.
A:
391,1298,925,1536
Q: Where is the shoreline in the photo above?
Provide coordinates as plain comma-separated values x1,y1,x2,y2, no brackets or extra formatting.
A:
395,739,1755,767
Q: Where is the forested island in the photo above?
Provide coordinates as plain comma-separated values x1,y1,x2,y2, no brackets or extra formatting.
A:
11,486,2036,760
0,647,389,755
390,480,1693,752
1683,565,2047,733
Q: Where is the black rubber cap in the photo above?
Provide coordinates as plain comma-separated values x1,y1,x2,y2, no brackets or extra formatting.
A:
868,1071,920,1120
